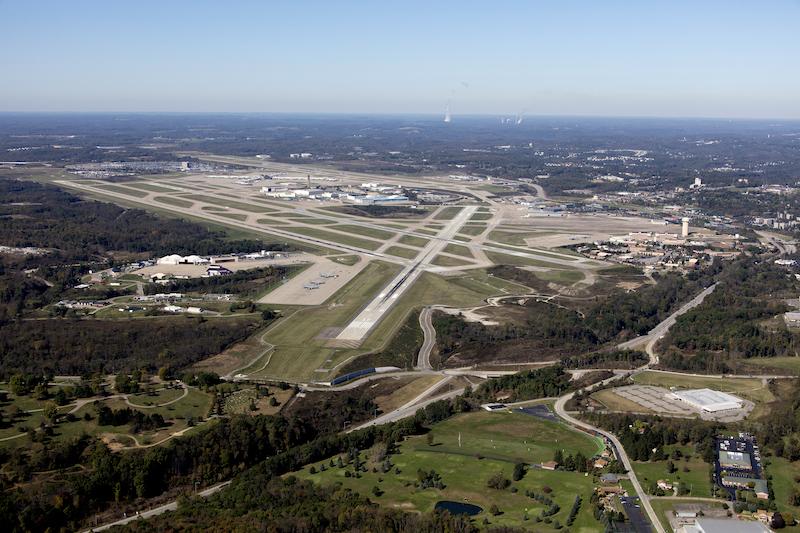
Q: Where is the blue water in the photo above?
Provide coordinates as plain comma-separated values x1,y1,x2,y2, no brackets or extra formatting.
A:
434,500,483,516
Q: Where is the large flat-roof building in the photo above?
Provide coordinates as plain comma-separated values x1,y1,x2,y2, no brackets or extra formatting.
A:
668,388,743,412
718,450,752,469
679,518,770,533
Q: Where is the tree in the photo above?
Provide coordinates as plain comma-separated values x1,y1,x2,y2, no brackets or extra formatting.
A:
513,462,526,481
773,512,786,529
426,432,434,446
489,504,500,516
43,402,59,424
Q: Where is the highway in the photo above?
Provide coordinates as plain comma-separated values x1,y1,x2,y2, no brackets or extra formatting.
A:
617,283,718,363
82,481,231,532
554,283,722,533
416,307,436,370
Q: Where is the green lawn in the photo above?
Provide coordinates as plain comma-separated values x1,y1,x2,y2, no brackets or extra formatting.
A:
154,196,194,207
96,184,150,198
183,194,278,213
328,224,396,241
485,251,572,269
282,226,384,251
459,224,487,236
397,234,430,248
443,243,474,258
766,457,800,523
247,261,401,381
294,411,604,531
740,357,800,375
433,207,463,220
469,212,493,221
123,182,181,193
1,387,214,449
384,246,420,259
632,445,714,498
430,254,473,267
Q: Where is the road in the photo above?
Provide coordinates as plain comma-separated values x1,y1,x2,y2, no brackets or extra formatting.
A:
416,307,436,370
82,481,231,532
554,283,723,533
617,283,718,363
554,378,663,533
334,206,477,343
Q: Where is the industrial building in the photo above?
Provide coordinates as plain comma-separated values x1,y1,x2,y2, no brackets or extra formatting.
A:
718,450,752,470
668,389,743,412
678,518,770,533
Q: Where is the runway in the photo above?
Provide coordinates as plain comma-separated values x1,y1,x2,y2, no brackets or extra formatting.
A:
334,206,477,342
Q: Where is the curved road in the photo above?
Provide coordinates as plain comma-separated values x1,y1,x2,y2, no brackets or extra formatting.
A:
416,307,436,370
554,283,722,533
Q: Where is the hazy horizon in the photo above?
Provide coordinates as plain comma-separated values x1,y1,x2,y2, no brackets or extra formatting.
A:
2,1,799,119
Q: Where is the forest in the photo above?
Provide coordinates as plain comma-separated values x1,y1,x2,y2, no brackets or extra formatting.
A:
0,315,265,376
659,258,800,373
434,264,720,366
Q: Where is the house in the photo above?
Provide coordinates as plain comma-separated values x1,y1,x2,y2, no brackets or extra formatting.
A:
540,461,558,471
594,458,610,469
600,473,619,484
657,479,674,491
206,265,233,277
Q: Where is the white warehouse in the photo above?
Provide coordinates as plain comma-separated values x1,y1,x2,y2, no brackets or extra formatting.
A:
668,388,743,413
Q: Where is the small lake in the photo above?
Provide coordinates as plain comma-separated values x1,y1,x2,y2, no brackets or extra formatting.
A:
434,500,483,516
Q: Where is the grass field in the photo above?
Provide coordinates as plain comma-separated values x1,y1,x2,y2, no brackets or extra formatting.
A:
740,357,800,374
294,411,604,531
328,224,396,241
766,457,800,523
631,444,714,498
485,251,572,269
443,243,474,258
183,194,278,213
150,194,193,208
215,212,248,221
384,246,420,259
591,389,652,413
123,182,181,193
397,234,430,248
1,386,214,449
283,226,384,251
329,255,362,266
632,372,775,403
430,254,473,267
469,212,493,221
458,224,487,236
96,184,150,198
433,206,463,220
247,261,401,381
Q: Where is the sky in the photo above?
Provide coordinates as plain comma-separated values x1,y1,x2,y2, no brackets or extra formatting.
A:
1,0,799,118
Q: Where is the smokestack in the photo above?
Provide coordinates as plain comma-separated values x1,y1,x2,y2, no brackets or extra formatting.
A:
444,100,451,123
681,217,690,238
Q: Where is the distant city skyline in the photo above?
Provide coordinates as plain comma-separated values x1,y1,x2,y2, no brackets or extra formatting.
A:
1,0,799,119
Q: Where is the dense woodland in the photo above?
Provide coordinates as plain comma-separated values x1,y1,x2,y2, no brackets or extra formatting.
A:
0,393,471,533
434,265,720,366
0,177,287,320
659,259,800,373
0,315,264,376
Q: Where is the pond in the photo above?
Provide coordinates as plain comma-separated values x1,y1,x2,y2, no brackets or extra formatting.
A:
434,500,483,516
